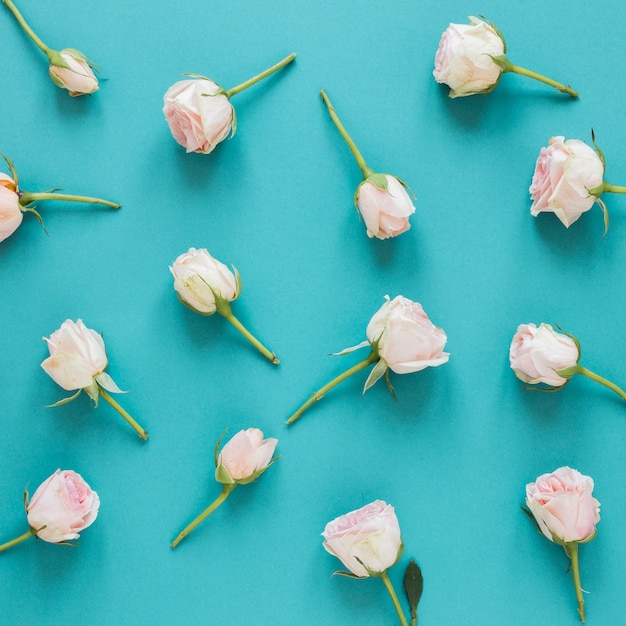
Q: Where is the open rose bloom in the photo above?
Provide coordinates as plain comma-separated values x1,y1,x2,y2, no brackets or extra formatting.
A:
163,79,234,154
356,175,416,239
322,500,403,577
26,469,100,543
530,136,604,227
216,428,278,485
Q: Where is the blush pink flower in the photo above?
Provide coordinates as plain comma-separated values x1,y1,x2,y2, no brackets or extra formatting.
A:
48,49,99,97
26,469,100,543
0,177,23,242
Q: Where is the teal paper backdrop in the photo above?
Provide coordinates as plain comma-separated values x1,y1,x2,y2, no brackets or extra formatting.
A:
1,0,625,624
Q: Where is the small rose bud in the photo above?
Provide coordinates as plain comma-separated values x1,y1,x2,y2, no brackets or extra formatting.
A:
215,428,278,485
49,49,99,97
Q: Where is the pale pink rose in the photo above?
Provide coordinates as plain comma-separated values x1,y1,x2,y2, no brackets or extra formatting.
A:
433,16,505,98
356,175,416,239
509,323,579,387
0,182,23,243
49,49,99,97
322,500,403,577
366,295,449,374
26,469,100,543
163,79,234,154
530,136,604,227
216,428,278,483
526,466,600,544
41,319,108,391
170,247,239,315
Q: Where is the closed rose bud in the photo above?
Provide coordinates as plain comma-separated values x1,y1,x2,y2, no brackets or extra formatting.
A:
26,469,100,543
163,79,234,154
48,49,99,97
356,175,416,239
41,319,108,391
0,179,23,243
433,16,505,98
170,247,240,315
509,323,579,387
366,295,449,374
530,136,605,227
216,428,278,484
322,500,403,578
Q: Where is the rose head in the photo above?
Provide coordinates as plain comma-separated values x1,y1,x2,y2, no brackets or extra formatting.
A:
41,319,108,391
530,136,604,227
0,174,23,243
163,79,234,154
433,16,505,98
355,175,416,240
49,49,99,97
170,247,240,315
26,469,100,543
322,500,403,577
509,323,579,387
526,466,600,545
366,296,449,374
215,428,278,485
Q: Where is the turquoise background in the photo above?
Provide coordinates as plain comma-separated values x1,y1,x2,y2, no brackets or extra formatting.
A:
1,0,625,624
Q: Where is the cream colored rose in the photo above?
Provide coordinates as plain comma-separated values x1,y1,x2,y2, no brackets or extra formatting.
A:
163,79,234,154
0,175,23,243
26,469,100,543
49,49,99,97
215,428,278,485
433,16,505,98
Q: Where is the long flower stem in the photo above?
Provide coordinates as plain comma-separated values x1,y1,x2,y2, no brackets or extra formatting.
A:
504,62,578,98
2,0,52,56
286,351,378,424
19,192,120,209
564,543,586,622
576,366,626,401
0,529,33,553
225,53,296,98
602,182,626,195
98,389,149,441
320,89,373,179
380,571,409,626
171,484,236,548
218,305,279,365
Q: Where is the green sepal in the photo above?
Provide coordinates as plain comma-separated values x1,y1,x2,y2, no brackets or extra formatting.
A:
0,152,19,185
30,524,48,540
46,388,82,408
235,455,281,485
596,197,610,236
555,365,580,379
20,206,48,236
175,290,215,317
363,358,388,393
384,369,396,399
591,129,607,171
332,340,370,357
215,463,235,485
395,175,418,201
62,48,100,73
84,380,99,405
522,380,569,393
96,372,125,394
521,504,541,533
46,48,71,70
182,72,215,82
213,428,228,467
365,173,389,191
233,265,242,299
489,54,511,73
577,530,598,545
332,570,367,580
553,324,582,360
23,486,29,512
403,560,424,618
478,15,507,52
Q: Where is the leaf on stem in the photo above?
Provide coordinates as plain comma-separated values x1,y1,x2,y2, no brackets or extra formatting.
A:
403,560,423,616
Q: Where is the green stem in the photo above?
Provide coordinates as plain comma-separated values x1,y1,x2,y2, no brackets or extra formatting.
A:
564,543,586,622
171,484,236,548
224,53,296,98
576,365,626,401
380,571,409,626
0,529,33,553
2,0,53,57
98,388,149,441
320,89,374,179
602,182,626,195
504,62,578,98
286,350,378,424
19,192,120,209
217,301,279,365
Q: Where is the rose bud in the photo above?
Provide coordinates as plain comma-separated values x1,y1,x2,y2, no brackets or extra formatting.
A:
287,295,448,425
0,469,99,553
48,48,99,97
41,319,148,440
434,16,577,99
523,466,600,622
510,323,626,401
171,428,278,548
170,247,279,364
530,133,626,232
0,153,120,243
164,53,296,154
320,89,416,240
3,0,100,97
322,501,409,625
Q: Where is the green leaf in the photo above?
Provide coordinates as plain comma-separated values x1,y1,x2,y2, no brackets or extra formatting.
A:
403,560,423,617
